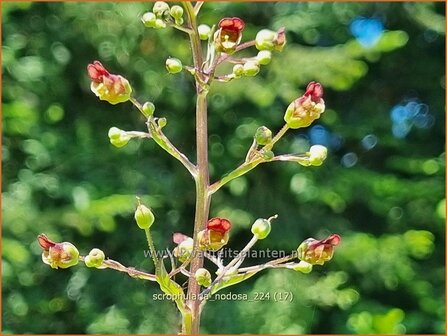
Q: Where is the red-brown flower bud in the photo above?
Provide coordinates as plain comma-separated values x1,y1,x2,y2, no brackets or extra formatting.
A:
37,234,79,269
214,17,245,54
297,234,341,265
87,61,132,105
284,81,325,129
198,217,232,251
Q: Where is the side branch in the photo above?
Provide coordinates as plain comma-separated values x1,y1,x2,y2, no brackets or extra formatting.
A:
79,256,157,281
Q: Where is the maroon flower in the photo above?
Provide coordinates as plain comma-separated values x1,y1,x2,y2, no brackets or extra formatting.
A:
284,81,326,129
87,61,110,83
87,60,132,105
207,217,232,233
214,17,245,54
37,234,79,269
297,233,341,265
198,217,232,251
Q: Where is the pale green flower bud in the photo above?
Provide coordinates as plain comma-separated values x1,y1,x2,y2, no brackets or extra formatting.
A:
153,1,170,17
170,5,183,20
255,28,286,51
108,127,130,148
166,57,183,74
157,117,167,128
251,218,271,240
154,19,167,29
134,204,155,230
232,64,244,78
308,145,328,166
142,12,157,28
195,268,212,287
256,50,272,65
84,248,105,268
262,150,274,160
173,237,193,263
142,102,155,117
243,61,260,77
198,24,211,40
289,261,313,273
254,126,272,145
255,29,277,51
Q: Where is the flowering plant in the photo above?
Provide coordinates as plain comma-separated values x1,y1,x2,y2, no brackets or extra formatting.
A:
38,2,341,333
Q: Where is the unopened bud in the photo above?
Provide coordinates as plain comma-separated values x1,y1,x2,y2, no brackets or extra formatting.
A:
142,102,155,117
308,145,327,166
289,261,313,273
256,50,272,65
166,57,183,74
232,64,244,78
84,248,105,268
255,28,286,52
243,61,260,77
254,126,272,145
251,218,271,240
170,5,183,20
134,204,155,230
173,237,193,263
261,150,275,160
198,24,211,40
108,127,130,148
157,117,167,128
255,29,277,51
142,12,157,28
154,19,167,29
153,1,170,17
195,268,212,287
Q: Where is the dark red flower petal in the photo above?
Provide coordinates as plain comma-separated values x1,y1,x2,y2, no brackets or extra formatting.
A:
37,234,56,251
218,17,245,33
304,81,324,102
207,217,232,233
87,60,110,83
321,234,341,246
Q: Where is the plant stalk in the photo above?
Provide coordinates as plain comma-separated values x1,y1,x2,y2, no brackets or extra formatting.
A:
183,2,210,334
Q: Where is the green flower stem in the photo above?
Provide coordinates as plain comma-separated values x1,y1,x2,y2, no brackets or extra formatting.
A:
79,256,157,281
216,40,256,66
209,124,290,194
183,2,211,334
237,254,296,273
194,1,204,15
263,123,290,151
147,119,198,177
144,228,159,269
202,235,259,297
209,158,264,194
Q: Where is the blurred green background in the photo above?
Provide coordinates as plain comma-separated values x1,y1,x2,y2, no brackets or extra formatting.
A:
2,1,445,334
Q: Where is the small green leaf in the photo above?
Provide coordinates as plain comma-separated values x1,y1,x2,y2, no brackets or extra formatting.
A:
155,260,187,313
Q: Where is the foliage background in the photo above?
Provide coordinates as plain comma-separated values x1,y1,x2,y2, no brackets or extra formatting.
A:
2,1,445,334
